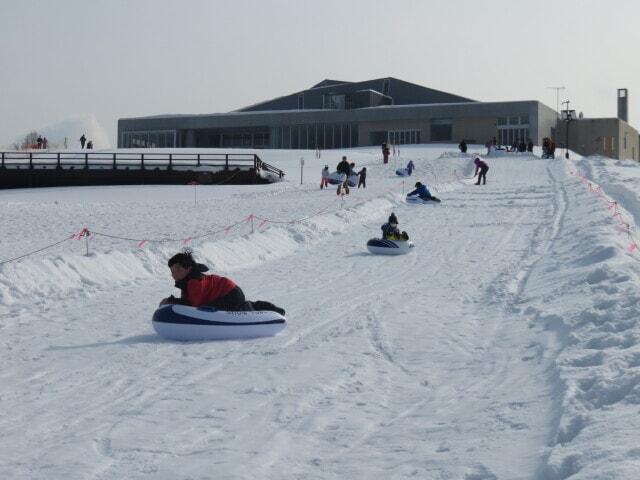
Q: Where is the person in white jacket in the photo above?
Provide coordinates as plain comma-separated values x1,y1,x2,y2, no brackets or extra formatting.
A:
320,165,330,189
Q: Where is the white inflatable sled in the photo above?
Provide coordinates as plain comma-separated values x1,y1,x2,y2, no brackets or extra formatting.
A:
406,195,440,205
152,304,286,341
366,238,414,255
395,167,413,177
327,172,346,185
328,172,359,187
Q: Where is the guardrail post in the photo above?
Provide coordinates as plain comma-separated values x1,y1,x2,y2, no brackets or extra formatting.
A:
29,152,33,169
197,154,200,167
141,153,145,170
57,152,61,169
2,152,5,168
225,154,229,170
169,153,173,171
85,153,88,170
112,153,116,169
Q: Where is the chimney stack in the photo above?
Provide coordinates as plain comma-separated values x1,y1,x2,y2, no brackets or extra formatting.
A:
618,88,628,122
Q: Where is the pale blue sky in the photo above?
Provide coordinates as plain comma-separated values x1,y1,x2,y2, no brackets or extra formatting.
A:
1,0,639,146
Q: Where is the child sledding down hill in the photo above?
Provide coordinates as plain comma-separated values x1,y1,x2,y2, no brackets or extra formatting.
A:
381,213,409,241
407,182,441,202
160,251,285,315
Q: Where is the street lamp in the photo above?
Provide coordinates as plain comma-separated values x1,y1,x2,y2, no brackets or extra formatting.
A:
561,100,575,159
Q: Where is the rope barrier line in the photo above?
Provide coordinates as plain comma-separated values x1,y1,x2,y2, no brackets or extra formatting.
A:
570,170,640,254
0,235,75,266
0,164,460,266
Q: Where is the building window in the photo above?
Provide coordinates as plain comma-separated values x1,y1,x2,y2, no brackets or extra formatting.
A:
430,119,452,142
298,93,304,109
389,129,420,145
323,94,345,110
496,115,530,147
122,130,176,148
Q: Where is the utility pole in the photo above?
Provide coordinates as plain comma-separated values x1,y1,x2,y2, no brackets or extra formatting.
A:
547,86,566,117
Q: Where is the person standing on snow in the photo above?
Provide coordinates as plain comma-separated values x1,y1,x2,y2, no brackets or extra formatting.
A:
336,155,351,195
320,165,330,189
357,167,367,188
473,157,489,185
406,160,415,175
407,181,441,202
160,251,285,315
79,134,86,149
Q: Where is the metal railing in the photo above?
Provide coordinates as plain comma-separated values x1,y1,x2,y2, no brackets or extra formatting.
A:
0,151,285,178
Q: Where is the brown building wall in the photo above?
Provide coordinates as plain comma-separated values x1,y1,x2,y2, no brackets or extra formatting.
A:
556,118,639,161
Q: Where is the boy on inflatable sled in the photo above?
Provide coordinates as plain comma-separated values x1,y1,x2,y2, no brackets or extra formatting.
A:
160,251,285,315
407,181,441,203
381,213,409,241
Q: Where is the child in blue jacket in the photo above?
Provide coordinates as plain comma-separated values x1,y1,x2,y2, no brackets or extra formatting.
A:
407,181,441,202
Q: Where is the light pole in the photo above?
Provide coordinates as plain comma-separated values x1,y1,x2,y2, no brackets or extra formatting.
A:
562,100,573,159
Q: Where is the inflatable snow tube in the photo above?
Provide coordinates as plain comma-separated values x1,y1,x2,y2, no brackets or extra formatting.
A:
347,174,359,187
152,304,286,341
366,238,414,255
406,196,440,205
395,168,412,177
327,172,347,185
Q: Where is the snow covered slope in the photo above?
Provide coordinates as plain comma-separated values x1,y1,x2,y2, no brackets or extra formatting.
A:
0,146,638,479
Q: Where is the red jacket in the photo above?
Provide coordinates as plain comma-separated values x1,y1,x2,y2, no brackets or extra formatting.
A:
177,273,237,307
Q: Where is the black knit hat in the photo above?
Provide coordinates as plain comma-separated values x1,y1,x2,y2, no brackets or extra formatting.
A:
388,213,398,224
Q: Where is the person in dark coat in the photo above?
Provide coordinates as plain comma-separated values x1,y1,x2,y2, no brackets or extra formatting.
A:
86,140,93,149
79,134,86,149
380,213,408,241
160,251,285,315
527,139,534,152
336,155,351,195
357,167,367,188
474,157,489,185
37,136,43,149
518,140,526,153
459,139,468,153
382,142,390,164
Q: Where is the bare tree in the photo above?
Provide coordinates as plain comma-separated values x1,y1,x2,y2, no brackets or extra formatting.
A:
21,131,40,150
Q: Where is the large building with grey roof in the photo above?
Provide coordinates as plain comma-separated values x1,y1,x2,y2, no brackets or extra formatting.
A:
118,77,558,150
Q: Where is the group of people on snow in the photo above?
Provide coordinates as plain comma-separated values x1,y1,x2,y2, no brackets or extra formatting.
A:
320,156,366,194
79,134,93,149
159,153,494,314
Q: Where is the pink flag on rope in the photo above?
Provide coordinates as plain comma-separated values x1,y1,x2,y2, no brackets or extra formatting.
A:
182,237,192,245
224,225,232,235
74,227,89,240
257,219,268,229
138,240,148,248
247,214,255,222
628,243,637,252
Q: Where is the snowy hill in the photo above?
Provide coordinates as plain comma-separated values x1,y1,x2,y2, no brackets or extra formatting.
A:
1,145,639,479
